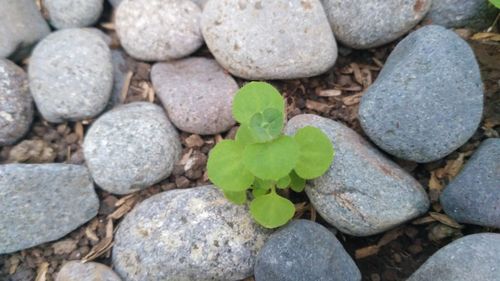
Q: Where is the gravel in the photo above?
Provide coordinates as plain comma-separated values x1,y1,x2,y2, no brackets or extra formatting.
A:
44,0,104,29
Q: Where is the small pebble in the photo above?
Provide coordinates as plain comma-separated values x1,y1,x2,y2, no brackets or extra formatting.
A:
56,261,122,281
44,0,104,29
425,0,498,30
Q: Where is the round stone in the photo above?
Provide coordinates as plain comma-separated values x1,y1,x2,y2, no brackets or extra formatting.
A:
425,0,498,30
56,261,122,281
44,0,104,29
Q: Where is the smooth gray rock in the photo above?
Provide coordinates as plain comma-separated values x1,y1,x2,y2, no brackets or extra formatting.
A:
408,233,500,281
441,139,500,228
151,57,238,135
285,114,429,236
255,220,360,281
83,102,181,195
29,28,113,123
201,0,337,80
112,185,270,281
0,0,50,59
322,0,431,49
425,0,498,30
111,0,206,8
359,25,483,163
45,0,104,29
115,0,203,61
56,261,122,281
0,59,33,145
0,164,99,254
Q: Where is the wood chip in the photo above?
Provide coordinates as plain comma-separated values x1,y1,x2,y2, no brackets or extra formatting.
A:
179,149,193,165
35,262,49,281
74,122,84,141
215,134,224,143
108,196,138,220
342,93,363,106
355,245,380,259
310,204,317,221
100,22,115,30
83,219,114,263
351,63,364,86
443,153,465,181
52,239,77,255
8,255,20,275
114,194,136,207
120,71,133,103
471,32,500,41
185,134,205,148
372,57,384,68
429,212,464,229
412,216,436,225
147,84,155,103
377,227,404,247
305,100,333,113
317,89,342,97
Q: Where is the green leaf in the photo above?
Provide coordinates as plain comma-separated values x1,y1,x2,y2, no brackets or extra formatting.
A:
276,175,291,189
489,0,500,8
207,140,254,192
243,136,299,180
235,124,257,145
248,108,284,142
223,190,247,205
293,126,334,179
250,192,295,228
232,82,285,124
289,170,306,193
252,179,273,197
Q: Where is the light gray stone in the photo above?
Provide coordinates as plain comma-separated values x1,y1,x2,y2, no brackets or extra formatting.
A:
56,261,122,281
201,0,337,80
425,0,498,30
359,25,483,163
285,114,429,236
112,185,270,281
151,57,237,135
0,164,99,254
83,102,181,195
45,0,104,29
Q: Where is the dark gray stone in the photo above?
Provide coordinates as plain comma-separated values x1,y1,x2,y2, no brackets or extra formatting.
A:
255,220,361,281
408,233,500,281
45,0,104,29
108,0,122,7
441,139,500,228
112,185,270,281
109,50,137,108
359,25,483,163
0,164,99,254
56,261,122,281
425,0,498,30
285,114,429,236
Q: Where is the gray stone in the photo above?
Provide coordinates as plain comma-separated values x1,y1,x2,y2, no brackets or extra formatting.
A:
201,0,337,80
440,139,500,228
115,0,203,61
56,261,122,281
0,0,50,59
112,185,270,281
112,0,205,8
0,164,99,254
151,57,238,135
83,102,181,195
322,0,431,49
408,233,500,281
29,28,113,123
425,0,498,30
285,114,429,236
0,59,33,145
255,220,360,281
45,0,104,29
359,25,483,163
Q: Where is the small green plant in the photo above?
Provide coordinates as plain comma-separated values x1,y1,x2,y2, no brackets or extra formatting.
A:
489,0,500,9
207,82,334,228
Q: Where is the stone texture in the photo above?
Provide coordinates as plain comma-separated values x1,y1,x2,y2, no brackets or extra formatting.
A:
45,0,104,29
285,114,429,236
0,59,33,145
56,261,122,281
29,28,113,123
83,102,181,194
201,0,337,80
322,0,431,49
359,25,483,163
408,233,500,281
115,0,203,61
441,139,500,228
255,220,361,281
425,0,498,30
151,57,238,135
0,164,99,254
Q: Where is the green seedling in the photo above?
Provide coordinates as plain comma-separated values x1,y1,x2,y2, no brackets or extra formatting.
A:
489,0,500,9
207,82,334,228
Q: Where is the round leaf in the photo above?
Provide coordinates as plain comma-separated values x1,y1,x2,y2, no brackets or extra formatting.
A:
250,192,295,228
223,191,247,205
232,82,284,124
276,175,291,189
289,170,306,193
293,126,334,179
249,108,284,142
235,125,257,145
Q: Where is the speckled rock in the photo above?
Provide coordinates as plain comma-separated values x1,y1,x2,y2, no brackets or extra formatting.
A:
29,28,113,123
56,261,122,281
151,57,238,135
255,220,360,281
0,0,50,59
0,164,99,254
359,25,483,163
285,114,429,236
322,0,431,49
45,0,104,29
83,102,181,195
201,0,337,80
0,59,33,145
441,139,500,228
425,0,498,30
112,185,270,281
408,233,500,281
115,0,203,61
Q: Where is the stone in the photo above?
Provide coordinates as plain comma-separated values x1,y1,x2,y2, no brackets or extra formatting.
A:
201,0,337,80
56,261,122,281
408,233,500,281
425,0,498,30
285,114,429,236
440,139,500,228
255,220,361,281
44,0,104,29
29,28,113,123
0,59,33,145
359,25,483,163
112,185,269,281
115,0,203,61
0,164,99,254
108,0,122,7
83,102,181,194
0,0,50,59
322,0,431,49
151,57,238,135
